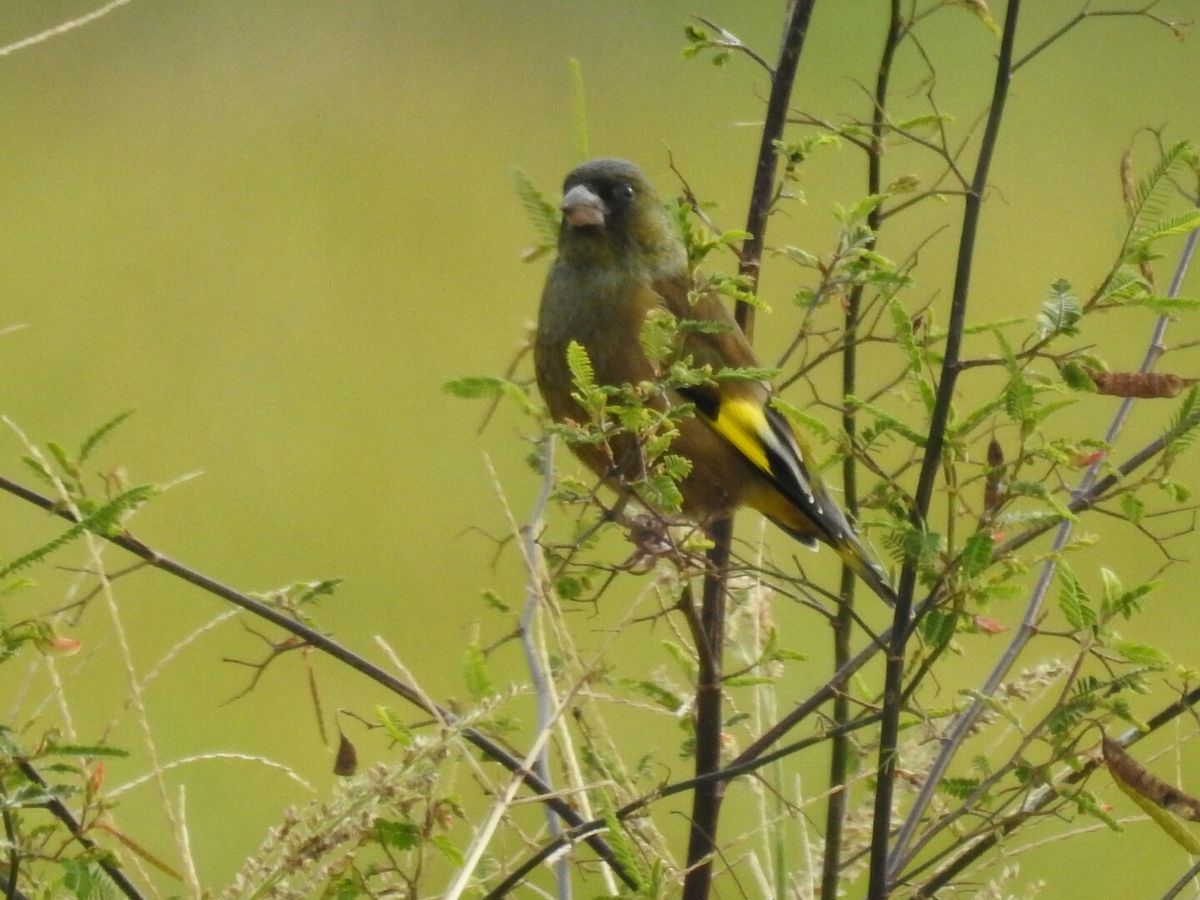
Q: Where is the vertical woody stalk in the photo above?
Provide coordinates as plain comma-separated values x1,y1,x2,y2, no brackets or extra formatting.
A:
866,2,1023,897
682,1,817,897
823,2,901,896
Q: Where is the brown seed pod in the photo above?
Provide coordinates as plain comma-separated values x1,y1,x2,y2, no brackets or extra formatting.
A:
334,729,359,777
1103,734,1200,822
1086,370,1198,399
983,437,1005,517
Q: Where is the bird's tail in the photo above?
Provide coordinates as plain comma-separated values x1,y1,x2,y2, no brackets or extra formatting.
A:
766,513,897,607
833,532,897,607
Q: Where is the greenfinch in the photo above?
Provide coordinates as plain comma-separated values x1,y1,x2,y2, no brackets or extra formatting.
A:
534,158,895,605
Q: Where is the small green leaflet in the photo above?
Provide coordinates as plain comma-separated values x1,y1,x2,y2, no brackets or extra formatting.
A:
1036,278,1081,339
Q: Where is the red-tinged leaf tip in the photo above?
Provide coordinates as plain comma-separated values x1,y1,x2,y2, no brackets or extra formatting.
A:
88,762,105,796
974,615,1009,635
45,636,82,656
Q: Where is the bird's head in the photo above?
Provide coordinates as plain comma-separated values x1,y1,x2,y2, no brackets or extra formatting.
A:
556,158,683,271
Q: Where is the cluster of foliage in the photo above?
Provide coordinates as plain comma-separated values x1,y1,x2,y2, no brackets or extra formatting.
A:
452,5,1200,898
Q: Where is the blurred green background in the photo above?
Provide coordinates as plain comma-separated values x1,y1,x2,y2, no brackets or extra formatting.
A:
1,0,1198,895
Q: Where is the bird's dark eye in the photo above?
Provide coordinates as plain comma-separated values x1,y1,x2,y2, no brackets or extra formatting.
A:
613,182,635,203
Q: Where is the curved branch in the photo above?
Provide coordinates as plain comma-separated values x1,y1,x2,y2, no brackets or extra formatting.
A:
913,680,1200,897
889,223,1200,883
0,474,637,891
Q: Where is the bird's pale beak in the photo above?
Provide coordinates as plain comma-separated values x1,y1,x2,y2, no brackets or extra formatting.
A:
561,184,606,227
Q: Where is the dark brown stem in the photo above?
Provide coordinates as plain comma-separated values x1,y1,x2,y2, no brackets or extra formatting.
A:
2,803,23,900
682,518,733,898
15,759,143,899
823,2,901,896
868,2,1023,896
682,3,818,897
735,0,816,339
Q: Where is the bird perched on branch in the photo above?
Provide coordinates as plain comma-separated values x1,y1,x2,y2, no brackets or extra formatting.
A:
534,157,895,606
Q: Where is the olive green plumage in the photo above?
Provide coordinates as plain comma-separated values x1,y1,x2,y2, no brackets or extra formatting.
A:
534,158,895,605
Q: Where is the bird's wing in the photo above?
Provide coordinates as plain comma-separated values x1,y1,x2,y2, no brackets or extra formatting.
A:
653,273,759,369
650,276,834,541
676,379,833,539
652,275,897,604
680,375,898,603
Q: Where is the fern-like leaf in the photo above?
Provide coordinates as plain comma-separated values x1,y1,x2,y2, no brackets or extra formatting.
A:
1129,141,1194,229
79,410,134,464
846,395,928,447
1057,565,1096,631
1164,385,1200,457
566,340,595,391
1134,209,1200,243
0,484,157,580
511,169,560,247
1036,278,1081,338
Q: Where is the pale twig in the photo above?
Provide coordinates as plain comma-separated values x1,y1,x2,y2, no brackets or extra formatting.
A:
108,752,315,799
0,0,135,58
888,223,1200,877
104,610,240,740
486,442,575,900
690,15,775,76
176,786,195,894
443,533,661,898
88,512,200,893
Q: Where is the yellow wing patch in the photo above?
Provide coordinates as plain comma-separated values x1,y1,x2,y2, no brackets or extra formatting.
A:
711,398,772,475
710,395,816,507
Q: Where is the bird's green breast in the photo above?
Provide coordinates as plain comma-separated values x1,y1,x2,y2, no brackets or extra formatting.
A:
536,259,662,388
